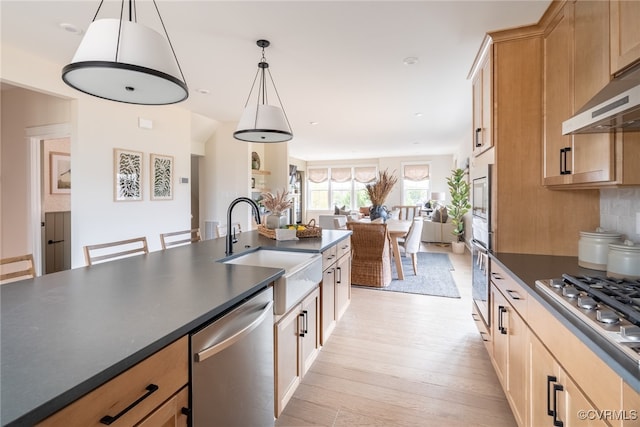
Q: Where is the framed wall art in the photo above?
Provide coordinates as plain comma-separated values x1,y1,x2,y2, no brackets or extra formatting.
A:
114,148,143,201
50,152,71,194
150,153,174,200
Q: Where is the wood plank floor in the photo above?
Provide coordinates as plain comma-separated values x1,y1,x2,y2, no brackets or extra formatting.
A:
276,244,517,427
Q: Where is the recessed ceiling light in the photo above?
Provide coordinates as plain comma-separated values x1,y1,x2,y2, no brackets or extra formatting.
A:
196,88,210,95
59,23,82,35
412,141,421,145
414,112,423,117
309,121,319,125
403,56,419,65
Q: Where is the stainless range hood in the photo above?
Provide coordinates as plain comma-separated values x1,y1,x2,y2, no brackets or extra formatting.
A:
562,63,640,135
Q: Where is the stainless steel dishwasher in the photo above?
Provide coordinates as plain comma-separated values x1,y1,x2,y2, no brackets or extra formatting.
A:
191,287,274,426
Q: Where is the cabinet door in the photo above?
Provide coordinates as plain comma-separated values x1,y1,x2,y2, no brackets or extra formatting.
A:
572,0,614,185
335,254,351,321
300,288,320,377
506,308,528,427
610,0,640,74
472,49,493,157
320,267,336,345
530,334,562,427
275,306,301,417
491,285,508,387
543,2,573,185
135,386,188,427
560,372,609,427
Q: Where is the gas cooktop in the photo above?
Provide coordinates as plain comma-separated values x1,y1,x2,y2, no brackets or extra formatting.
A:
536,274,640,366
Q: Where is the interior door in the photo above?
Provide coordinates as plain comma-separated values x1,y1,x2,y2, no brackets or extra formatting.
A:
44,211,71,273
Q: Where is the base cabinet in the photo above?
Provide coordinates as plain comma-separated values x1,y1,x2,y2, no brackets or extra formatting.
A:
274,288,320,417
529,334,606,427
320,237,351,345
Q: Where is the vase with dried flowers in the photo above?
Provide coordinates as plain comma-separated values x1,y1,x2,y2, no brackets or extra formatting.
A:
261,189,292,229
365,169,398,221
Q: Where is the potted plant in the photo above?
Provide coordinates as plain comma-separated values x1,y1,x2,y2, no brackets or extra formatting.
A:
261,189,292,229
365,169,398,221
446,168,471,254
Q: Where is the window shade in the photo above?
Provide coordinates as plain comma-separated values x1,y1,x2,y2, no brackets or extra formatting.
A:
354,166,377,183
308,168,329,183
403,164,430,181
330,167,352,183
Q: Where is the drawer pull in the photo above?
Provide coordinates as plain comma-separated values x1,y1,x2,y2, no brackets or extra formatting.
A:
100,384,159,425
498,306,507,335
506,289,521,300
336,266,342,284
546,375,557,417
491,272,503,280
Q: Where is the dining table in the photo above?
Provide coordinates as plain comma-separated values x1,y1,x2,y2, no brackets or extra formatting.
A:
385,219,413,280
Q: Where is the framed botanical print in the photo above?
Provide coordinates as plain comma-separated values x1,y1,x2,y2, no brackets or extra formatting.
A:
50,152,71,194
114,148,143,201
150,153,173,200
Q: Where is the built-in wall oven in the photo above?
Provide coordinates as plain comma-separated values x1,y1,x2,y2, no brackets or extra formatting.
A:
471,164,492,327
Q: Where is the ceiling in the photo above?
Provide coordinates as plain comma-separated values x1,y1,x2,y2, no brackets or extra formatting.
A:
1,1,550,161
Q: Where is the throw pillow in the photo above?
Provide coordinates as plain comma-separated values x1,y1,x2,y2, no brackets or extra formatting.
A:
432,206,449,223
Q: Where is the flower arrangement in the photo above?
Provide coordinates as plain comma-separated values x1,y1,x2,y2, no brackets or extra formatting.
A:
260,189,292,215
365,169,398,206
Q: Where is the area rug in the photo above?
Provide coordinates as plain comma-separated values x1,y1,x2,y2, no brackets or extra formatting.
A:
353,252,461,298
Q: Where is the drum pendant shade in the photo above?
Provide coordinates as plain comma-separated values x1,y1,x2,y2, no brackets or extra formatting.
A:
62,19,188,105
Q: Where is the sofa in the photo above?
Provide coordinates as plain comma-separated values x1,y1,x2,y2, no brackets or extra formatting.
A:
421,218,456,243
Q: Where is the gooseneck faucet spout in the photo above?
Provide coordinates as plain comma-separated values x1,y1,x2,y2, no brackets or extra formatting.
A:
226,197,261,255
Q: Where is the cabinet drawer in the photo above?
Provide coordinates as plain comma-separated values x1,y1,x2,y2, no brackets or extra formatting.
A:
336,237,351,260
490,262,528,318
322,246,337,271
38,336,188,427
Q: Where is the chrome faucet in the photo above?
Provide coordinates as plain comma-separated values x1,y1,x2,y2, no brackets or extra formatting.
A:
226,197,261,255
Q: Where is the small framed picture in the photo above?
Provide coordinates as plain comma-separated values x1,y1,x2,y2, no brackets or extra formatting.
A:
150,153,174,201
50,152,71,194
114,148,143,201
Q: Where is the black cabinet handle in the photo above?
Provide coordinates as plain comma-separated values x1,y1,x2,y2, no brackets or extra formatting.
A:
553,383,564,427
47,239,64,244
298,312,306,337
475,128,482,147
546,375,557,417
302,310,309,335
100,384,159,425
498,306,507,335
337,266,342,284
560,147,572,175
506,289,521,300
181,407,191,425
559,148,565,175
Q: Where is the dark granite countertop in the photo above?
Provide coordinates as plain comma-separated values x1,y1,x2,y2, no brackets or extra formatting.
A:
490,252,640,393
1,230,350,426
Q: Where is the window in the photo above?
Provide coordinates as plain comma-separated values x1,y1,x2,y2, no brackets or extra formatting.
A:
402,163,430,206
307,166,376,210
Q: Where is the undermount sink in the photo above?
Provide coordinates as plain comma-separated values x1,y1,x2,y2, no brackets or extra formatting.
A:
223,250,322,315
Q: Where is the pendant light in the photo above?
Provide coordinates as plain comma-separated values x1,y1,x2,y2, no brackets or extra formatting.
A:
234,40,293,143
62,0,188,105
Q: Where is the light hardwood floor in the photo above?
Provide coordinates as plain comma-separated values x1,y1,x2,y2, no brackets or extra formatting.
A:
276,244,516,427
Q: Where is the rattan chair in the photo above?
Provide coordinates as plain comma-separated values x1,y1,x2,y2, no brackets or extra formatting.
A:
346,222,392,287
160,228,201,249
1,254,35,284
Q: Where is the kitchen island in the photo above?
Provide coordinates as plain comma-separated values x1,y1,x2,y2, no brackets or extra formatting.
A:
1,230,351,426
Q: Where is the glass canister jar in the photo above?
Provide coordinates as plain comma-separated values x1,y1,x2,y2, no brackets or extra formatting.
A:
578,228,623,271
607,240,640,279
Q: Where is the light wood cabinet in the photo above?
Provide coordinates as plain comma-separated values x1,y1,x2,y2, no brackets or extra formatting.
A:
610,0,640,75
529,334,607,427
136,386,188,427
38,337,189,427
320,238,351,345
471,41,493,157
274,287,320,417
490,282,527,427
542,0,640,188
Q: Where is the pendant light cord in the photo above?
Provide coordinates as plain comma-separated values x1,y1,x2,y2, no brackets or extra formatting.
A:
152,0,188,84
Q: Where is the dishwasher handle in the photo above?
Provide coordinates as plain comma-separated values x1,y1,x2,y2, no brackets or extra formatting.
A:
195,300,273,363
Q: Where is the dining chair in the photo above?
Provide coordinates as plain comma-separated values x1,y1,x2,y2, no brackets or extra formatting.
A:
214,222,242,238
399,218,424,275
392,205,421,221
346,222,392,287
0,254,35,284
83,237,149,266
160,228,201,250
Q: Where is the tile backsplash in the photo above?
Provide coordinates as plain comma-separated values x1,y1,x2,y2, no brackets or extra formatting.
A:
600,188,640,242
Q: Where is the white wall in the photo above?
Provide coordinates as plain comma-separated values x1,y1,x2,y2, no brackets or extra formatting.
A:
2,44,193,268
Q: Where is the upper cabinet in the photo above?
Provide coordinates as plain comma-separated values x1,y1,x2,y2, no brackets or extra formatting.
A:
471,41,493,157
610,0,640,75
543,0,640,188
